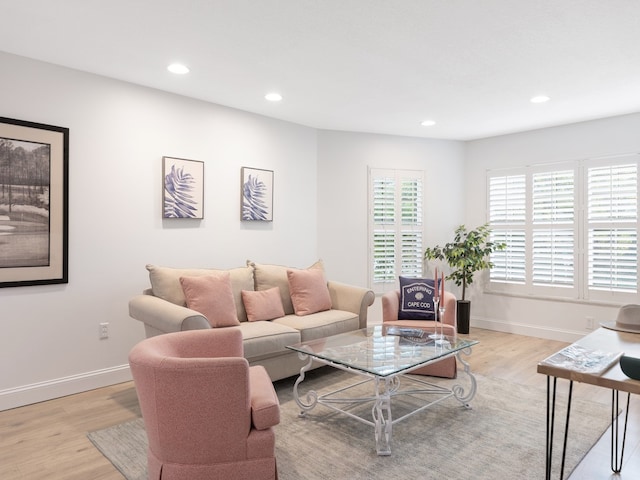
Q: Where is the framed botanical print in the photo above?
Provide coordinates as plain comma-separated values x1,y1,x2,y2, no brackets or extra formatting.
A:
163,156,204,219
241,167,273,221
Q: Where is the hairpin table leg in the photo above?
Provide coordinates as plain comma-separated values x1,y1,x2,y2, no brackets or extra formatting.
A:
545,376,573,480
611,390,631,473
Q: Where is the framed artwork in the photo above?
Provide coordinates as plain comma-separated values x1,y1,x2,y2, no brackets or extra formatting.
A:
0,117,69,288
241,167,273,221
163,156,204,219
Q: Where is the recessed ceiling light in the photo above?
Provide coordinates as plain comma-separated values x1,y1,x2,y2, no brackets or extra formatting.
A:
167,63,190,74
265,92,283,102
420,120,436,127
530,95,550,104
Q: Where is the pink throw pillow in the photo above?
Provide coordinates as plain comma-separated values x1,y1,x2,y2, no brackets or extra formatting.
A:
179,273,240,327
241,287,285,322
287,268,332,316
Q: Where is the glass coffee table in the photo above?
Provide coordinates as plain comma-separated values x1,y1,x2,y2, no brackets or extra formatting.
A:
286,325,479,455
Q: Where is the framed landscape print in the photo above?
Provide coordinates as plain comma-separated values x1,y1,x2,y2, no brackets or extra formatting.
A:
0,117,69,287
163,156,204,219
241,167,273,221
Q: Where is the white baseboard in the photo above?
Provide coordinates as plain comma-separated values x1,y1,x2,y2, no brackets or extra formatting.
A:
473,316,587,343
0,364,132,412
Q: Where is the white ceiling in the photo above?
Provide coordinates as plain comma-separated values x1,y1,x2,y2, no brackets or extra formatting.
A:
1,0,640,140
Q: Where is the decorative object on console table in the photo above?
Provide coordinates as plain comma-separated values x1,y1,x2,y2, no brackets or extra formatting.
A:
241,167,273,221
540,344,624,375
162,156,204,219
424,224,505,334
0,117,69,287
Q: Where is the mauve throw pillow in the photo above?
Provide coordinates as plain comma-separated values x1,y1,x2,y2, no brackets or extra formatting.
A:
398,276,438,320
287,268,332,316
179,272,240,327
241,287,286,322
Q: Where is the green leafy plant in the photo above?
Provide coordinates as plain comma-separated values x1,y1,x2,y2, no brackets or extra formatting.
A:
424,223,505,301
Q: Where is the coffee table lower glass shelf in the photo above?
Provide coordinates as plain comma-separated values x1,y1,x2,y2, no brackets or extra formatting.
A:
286,325,479,455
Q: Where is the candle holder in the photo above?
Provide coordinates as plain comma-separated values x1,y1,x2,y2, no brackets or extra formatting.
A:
435,305,450,346
429,297,444,341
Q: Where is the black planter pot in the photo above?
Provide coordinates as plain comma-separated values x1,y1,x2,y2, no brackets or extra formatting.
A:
456,300,471,334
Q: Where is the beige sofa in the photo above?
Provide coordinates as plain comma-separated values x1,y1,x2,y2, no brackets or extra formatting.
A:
129,261,375,381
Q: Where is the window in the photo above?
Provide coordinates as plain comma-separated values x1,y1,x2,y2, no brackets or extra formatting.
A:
587,161,638,294
487,155,638,302
368,168,424,294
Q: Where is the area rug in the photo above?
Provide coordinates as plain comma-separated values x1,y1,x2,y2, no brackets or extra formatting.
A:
88,368,611,480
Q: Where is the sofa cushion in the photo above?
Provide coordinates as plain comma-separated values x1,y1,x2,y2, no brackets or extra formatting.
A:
398,276,437,320
146,264,254,322
287,267,332,316
179,273,240,328
239,321,301,361
242,287,285,322
273,310,359,342
248,260,324,315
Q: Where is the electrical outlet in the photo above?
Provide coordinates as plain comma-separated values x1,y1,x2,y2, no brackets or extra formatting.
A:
99,322,109,339
586,316,595,331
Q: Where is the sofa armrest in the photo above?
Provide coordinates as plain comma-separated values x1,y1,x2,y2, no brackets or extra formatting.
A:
129,294,210,337
327,281,375,329
249,366,280,430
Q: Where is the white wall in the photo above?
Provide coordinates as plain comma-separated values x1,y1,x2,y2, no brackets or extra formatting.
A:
4,49,634,410
0,52,319,410
316,130,466,323
464,113,640,342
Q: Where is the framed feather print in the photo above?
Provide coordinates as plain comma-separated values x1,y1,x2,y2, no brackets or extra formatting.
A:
241,167,273,221
162,157,204,219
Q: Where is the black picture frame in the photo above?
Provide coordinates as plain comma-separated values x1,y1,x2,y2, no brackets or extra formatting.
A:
0,117,69,287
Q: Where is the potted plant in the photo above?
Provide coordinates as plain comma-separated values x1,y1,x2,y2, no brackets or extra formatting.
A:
424,223,505,334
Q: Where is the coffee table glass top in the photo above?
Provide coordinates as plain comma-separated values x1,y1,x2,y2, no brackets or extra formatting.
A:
287,325,478,377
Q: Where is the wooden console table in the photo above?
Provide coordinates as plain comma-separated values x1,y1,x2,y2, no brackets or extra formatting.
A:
537,327,640,479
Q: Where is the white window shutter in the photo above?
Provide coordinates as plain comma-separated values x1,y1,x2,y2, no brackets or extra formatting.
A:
487,155,638,300
587,161,638,294
369,168,425,293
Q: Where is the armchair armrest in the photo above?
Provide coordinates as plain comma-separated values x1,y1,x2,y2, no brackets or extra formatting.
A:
327,281,375,329
129,294,210,337
249,366,280,430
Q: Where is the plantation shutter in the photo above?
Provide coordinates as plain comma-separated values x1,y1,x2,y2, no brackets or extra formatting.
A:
488,173,526,283
369,168,425,294
531,169,575,288
587,159,638,294
372,175,396,286
487,155,638,301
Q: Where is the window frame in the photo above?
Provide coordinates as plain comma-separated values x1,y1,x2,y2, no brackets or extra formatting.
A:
486,155,638,304
368,167,426,295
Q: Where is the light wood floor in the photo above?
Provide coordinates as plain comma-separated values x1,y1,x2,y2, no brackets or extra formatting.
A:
1,328,638,479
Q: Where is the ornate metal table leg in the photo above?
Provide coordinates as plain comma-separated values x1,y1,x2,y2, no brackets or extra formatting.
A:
452,346,478,407
293,352,318,416
372,377,393,455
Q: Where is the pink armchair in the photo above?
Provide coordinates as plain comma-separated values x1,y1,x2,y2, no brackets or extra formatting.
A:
128,328,280,480
381,290,457,378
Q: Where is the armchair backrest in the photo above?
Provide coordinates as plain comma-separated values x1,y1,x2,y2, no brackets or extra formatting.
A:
129,328,254,465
